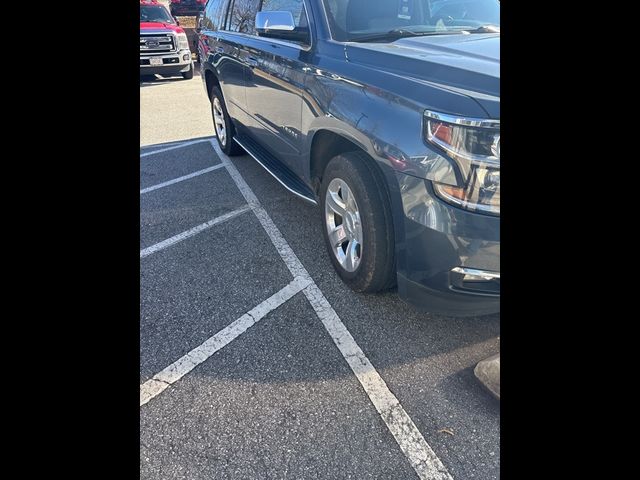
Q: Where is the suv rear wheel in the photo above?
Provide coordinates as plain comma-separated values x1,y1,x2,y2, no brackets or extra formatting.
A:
320,152,396,292
210,86,243,156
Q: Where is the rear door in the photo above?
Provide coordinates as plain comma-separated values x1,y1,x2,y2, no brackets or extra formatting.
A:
215,0,262,123
243,0,312,176
201,0,255,120
198,0,225,65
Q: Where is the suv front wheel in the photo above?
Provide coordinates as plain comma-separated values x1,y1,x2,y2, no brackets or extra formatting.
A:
320,152,396,292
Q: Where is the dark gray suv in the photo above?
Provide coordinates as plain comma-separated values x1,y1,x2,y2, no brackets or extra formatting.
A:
198,0,500,316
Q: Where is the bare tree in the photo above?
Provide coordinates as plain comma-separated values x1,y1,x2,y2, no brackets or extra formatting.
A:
230,0,259,34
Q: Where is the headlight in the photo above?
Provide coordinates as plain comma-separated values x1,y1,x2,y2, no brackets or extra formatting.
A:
176,33,190,50
424,110,500,215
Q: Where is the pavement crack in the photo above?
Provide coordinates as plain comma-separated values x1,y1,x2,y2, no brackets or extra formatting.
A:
152,377,172,386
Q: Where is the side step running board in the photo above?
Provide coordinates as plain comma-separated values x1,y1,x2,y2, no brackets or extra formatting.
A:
233,136,318,206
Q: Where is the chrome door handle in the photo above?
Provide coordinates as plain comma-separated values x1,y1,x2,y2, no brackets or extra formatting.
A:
247,57,259,68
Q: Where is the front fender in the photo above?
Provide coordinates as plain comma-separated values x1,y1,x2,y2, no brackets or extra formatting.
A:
301,63,480,188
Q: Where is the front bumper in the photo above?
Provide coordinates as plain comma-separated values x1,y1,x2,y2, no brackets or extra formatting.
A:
395,171,500,317
140,50,192,76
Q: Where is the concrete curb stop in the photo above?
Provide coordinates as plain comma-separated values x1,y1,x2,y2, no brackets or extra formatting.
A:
474,354,500,400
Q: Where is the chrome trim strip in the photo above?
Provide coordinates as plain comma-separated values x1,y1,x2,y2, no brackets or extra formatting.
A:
424,110,500,129
451,267,500,280
233,137,318,205
220,30,311,51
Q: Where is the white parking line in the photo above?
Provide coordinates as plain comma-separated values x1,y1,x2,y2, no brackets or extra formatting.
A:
140,275,312,406
304,285,453,480
140,205,251,259
215,142,308,280
211,139,453,480
140,138,212,158
140,164,225,194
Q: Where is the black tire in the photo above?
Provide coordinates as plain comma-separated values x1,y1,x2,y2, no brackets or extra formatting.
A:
181,62,194,79
209,86,244,156
320,151,396,292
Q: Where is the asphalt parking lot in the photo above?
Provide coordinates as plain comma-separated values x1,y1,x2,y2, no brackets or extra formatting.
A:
140,69,500,479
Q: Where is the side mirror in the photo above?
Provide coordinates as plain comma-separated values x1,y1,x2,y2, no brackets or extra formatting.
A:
173,16,180,26
255,11,309,43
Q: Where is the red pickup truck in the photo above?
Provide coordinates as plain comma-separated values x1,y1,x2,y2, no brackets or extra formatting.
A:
140,0,194,80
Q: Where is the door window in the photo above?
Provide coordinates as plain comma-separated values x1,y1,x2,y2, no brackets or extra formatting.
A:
228,0,261,34
203,0,228,30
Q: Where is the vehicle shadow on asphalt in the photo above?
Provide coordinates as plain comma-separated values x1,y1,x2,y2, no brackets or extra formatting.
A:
140,136,213,150
140,63,201,88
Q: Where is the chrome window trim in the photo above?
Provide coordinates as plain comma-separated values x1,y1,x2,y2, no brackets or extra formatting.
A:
221,0,314,51
219,30,312,51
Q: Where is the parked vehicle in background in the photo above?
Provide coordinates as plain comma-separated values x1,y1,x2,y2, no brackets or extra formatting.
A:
140,0,194,80
170,0,207,16
194,11,205,62
198,0,500,316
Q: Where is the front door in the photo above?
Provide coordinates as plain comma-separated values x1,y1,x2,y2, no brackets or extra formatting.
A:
244,0,311,176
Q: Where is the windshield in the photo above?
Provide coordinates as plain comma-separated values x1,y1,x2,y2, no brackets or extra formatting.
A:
322,0,499,41
140,5,175,24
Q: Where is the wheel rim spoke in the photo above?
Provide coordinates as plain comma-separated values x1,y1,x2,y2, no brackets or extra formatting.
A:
341,183,350,209
325,178,362,273
345,240,360,271
213,99,226,146
326,189,347,217
329,225,348,248
353,218,363,245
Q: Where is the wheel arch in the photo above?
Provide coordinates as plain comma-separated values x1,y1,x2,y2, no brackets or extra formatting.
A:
204,67,221,99
307,128,407,276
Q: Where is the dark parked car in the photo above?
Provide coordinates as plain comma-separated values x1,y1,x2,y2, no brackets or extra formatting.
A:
198,0,500,316
170,0,206,17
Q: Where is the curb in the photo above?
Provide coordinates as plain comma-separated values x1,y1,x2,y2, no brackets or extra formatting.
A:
474,354,500,400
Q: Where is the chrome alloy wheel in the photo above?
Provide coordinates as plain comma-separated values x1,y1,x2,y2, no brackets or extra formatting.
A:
213,97,227,147
325,178,363,273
